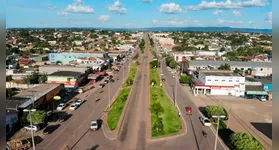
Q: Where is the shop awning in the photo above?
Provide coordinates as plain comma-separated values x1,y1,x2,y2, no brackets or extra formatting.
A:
246,91,268,95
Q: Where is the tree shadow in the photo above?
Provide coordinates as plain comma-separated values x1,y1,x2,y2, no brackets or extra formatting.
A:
198,106,207,117
96,119,103,130
26,135,44,146
251,122,272,140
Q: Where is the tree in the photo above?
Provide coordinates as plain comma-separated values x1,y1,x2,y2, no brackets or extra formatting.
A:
153,117,164,132
179,75,190,84
27,111,46,124
150,60,159,68
38,73,48,83
169,60,177,69
218,63,231,70
230,132,263,150
150,100,164,118
205,105,228,120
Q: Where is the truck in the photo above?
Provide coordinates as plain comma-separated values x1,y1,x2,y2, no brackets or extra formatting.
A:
7,139,31,150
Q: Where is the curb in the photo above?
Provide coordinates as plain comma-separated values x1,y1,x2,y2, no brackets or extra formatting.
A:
102,60,140,139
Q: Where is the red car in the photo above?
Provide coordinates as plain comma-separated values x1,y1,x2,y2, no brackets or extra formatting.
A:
185,107,192,114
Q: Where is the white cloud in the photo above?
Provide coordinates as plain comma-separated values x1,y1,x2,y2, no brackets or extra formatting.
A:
267,12,272,24
108,0,127,14
57,11,70,16
213,10,223,15
65,0,94,14
152,19,201,26
48,5,57,10
217,19,243,25
232,10,241,16
159,3,182,14
99,15,110,21
187,0,266,11
141,0,152,2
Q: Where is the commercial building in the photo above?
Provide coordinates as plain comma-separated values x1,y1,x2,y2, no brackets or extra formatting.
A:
39,65,91,75
46,71,86,88
48,52,120,64
185,60,272,77
6,84,62,110
190,70,245,96
245,77,272,100
169,52,194,62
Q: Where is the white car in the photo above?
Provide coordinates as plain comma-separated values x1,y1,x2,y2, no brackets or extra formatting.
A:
200,117,211,126
24,125,40,132
69,103,78,110
258,97,267,102
90,120,98,131
56,103,66,111
75,99,84,106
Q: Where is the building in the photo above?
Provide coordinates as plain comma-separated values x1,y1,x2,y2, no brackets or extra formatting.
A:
73,40,83,46
39,65,91,75
190,70,245,96
6,84,62,110
6,109,19,137
185,60,272,77
29,54,49,62
48,52,119,64
170,52,194,62
46,71,86,88
18,59,35,68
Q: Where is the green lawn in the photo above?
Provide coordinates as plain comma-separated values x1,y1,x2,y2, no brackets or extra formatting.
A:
150,87,182,137
150,68,160,86
124,64,138,87
107,87,131,130
150,68,182,137
107,63,138,131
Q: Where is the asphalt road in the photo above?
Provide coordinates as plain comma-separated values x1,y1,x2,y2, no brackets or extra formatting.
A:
118,34,150,150
146,41,227,150
35,55,132,150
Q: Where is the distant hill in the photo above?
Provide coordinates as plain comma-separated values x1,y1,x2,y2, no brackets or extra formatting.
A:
8,26,272,34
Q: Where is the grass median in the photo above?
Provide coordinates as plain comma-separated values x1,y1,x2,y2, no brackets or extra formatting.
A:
150,68,182,137
107,64,138,131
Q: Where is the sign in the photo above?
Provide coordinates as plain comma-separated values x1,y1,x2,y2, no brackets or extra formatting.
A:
246,91,268,95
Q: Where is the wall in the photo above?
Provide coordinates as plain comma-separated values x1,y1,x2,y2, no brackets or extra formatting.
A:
6,82,40,89
39,66,88,74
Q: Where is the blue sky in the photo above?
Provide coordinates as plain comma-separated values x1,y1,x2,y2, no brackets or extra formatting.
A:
6,0,272,29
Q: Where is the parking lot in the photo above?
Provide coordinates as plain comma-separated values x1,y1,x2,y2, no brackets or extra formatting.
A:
197,95,272,149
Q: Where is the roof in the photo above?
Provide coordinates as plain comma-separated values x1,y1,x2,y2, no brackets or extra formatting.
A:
189,60,272,68
8,84,61,109
49,71,82,77
18,59,34,65
246,85,264,91
88,57,96,61
201,70,240,77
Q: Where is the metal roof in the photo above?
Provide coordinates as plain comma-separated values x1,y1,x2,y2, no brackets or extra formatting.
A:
189,60,272,68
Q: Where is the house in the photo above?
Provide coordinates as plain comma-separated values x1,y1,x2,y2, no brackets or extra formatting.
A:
46,71,85,88
73,41,83,46
18,59,35,68
48,41,57,45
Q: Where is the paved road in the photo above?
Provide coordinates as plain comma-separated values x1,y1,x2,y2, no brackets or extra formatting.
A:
35,55,132,150
146,38,227,150
118,34,150,150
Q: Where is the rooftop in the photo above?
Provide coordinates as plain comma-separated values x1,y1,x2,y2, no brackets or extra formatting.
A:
49,71,82,77
201,70,240,77
7,84,61,109
246,85,264,91
189,60,272,68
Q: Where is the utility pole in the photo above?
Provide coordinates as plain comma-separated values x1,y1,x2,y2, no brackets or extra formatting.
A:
123,66,125,84
23,109,36,150
174,75,178,107
212,115,226,150
108,82,111,108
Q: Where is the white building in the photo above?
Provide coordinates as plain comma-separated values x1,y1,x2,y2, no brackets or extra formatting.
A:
195,50,216,56
170,52,194,62
73,41,83,46
48,41,57,45
185,60,272,77
191,70,245,96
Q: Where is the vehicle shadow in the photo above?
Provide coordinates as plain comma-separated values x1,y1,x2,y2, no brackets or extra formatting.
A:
198,107,207,117
96,119,103,130
86,144,100,150
26,135,44,146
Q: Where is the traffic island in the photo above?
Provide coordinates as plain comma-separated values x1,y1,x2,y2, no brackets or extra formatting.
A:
105,64,138,134
149,68,182,138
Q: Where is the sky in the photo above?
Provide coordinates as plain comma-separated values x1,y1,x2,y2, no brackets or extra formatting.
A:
6,0,272,29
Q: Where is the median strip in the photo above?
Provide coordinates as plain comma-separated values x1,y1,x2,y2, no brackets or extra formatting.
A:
107,64,138,131
149,68,182,137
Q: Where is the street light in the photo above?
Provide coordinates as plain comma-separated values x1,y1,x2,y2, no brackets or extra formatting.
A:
23,109,37,150
212,115,226,150
108,81,111,108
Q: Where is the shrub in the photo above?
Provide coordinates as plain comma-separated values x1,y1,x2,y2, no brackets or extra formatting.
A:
179,75,190,84
205,105,228,120
230,132,263,150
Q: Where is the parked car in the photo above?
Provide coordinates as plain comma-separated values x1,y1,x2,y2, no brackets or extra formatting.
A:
200,116,211,126
90,120,98,131
56,103,66,111
99,84,105,88
24,125,40,132
104,80,109,84
58,114,71,122
75,99,84,106
258,97,267,102
43,125,59,135
69,103,78,110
